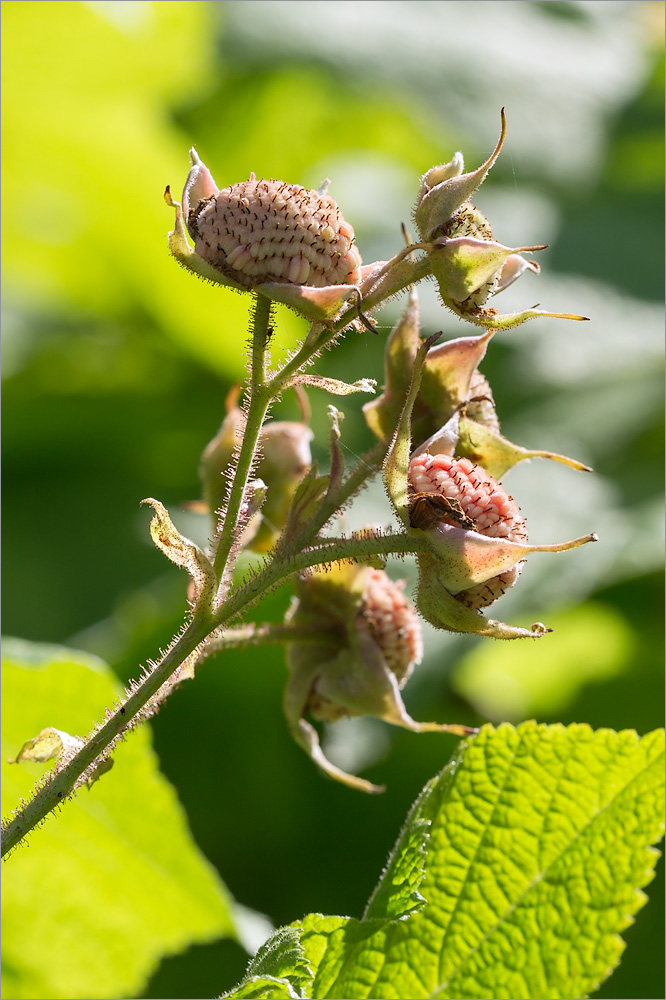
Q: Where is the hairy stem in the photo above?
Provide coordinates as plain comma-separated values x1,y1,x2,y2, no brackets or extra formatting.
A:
1,530,425,857
213,295,272,584
196,622,341,663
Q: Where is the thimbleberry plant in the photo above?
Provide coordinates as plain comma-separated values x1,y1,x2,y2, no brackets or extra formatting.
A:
3,112,664,1000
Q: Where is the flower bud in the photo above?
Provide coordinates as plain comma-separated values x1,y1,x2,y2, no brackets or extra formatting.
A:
250,421,313,553
411,112,588,331
414,114,506,243
283,562,467,792
200,394,313,553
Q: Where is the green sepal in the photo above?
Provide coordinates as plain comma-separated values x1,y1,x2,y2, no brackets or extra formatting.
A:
457,416,593,480
165,187,244,290
414,109,506,241
255,281,359,324
415,550,550,640
383,336,436,528
441,298,590,330
412,329,494,446
430,237,544,304
281,464,330,546
363,289,421,442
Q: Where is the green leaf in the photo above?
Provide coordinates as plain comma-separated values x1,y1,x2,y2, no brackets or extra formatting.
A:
1,638,240,1000
363,776,434,921
247,722,664,1000
220,926,312,999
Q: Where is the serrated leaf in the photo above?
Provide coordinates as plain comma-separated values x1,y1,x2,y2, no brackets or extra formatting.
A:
221,926,312,999
221,976,301,999
363,777,435,921
1,639,240,1000
275,723,665,1000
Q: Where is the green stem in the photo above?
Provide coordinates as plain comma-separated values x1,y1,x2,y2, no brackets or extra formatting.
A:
196,622,341,663
1,615,211,858
1,530,424,857
213,295,272,583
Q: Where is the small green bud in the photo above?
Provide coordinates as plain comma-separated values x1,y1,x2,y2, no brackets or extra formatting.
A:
414,111,506,243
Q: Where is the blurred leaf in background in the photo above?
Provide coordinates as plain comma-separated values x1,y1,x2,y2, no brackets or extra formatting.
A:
2,1,663,998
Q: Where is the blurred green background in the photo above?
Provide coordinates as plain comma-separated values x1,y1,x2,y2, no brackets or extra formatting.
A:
2,1,664,998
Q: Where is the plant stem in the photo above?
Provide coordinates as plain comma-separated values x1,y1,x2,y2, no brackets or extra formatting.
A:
1,530,425,857
196,623,341,663
213,295,272,584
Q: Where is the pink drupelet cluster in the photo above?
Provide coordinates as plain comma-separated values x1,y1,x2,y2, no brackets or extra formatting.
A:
359,569,424,686
409,453,528,610
188,178,363,289
409,453,527,540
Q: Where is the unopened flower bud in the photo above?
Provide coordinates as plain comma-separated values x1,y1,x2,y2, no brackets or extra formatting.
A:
411,112,588,331
200,393,313,552
251,421,313,553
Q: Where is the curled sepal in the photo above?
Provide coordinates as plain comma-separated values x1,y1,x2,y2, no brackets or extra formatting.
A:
8,727,84,764
254,281,359,324
327,406,346,495
291,716,385,794
423,521,597,595
415,550,553,640
141,498,216,608
164,186,244,290
364,288,421,442
457,416,593,480
495,253,540,293
444,301,590,331
292,374,377,396
414,109,507,241
383,336,436,528
430,237,546,306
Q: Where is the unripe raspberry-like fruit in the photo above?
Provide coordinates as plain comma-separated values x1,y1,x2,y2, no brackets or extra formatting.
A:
187,176,363,290
409,453,527,609
358,568,423,687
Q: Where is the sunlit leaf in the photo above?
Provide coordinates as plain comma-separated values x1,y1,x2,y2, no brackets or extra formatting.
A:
1,639,240,1000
